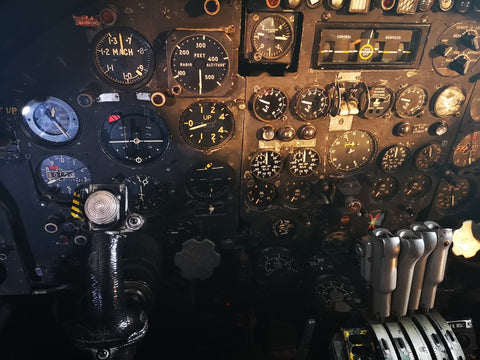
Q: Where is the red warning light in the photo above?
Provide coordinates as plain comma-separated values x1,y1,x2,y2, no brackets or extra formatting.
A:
108,114,121,123
48,166,58,170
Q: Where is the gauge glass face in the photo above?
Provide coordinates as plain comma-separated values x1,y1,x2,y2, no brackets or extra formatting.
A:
101,113,169,165
314,277,355,312
284,180,311,207
433,86,466,117
251,150,282,179
38,155,91,198
453,131,480,167
379,145,410,173
186,161,234,200
295,87,329,120
252,15,293,60
170,34,229,94
370,175,398,200
288,148,320,176
434,178,470,210
403,175,431,199
22,97,79,145
272,219,296,239
328,130,376,173
395,85,428,118
180,101,234,150
361,86,393,119
256,247,299,282
247,182,277,207
415,143,444,170
253,88,288,121
92,27,154,88
125,175,169,217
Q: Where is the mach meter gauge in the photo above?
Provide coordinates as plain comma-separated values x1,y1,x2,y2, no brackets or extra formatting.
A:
91,27,154,89
180,101,234,151
252,15,293,60
169,33,230,95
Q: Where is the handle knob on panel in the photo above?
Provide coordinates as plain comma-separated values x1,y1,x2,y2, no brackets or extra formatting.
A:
277,127,296,142
299,124,316,140
435,44,453,57
449,55,471,75
461,31,480,51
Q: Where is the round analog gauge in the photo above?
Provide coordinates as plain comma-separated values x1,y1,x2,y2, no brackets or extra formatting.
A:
453,131,480,167
434,178,471,210
91,27,154,88
314,275,359,312
370,175,398,200
360,86,393,119
247,182,277,207
395,85,428,118
288,148,320,177
186,161,234,200
379,145,410,173
101,112,170,166
415,143,444,170
250,150,282,179
125,175,170,217
328,130,376,173
403,175,432,199
283,181,311,207
38,155,91,199
22,97,79,145
255,247,299,283
252,15,293,60
253,88,288,121
170,34,229,94
272,219,296,240
180,101,234,150
433,86,466,117
295,87,330,120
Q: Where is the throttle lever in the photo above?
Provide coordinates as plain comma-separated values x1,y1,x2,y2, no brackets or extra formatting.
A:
391,229,424,318
370,228,400,319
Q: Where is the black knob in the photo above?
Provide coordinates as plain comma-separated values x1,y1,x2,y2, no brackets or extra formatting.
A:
299,124,316,140
431,122,448,136
455,0,472,12
461,31,480,51
261,126,275,141
395,122,412,137
449,55,471,75
277,127,296,141
435,44,453,57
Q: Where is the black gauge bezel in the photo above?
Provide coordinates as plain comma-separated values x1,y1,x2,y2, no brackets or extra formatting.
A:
413,142,444,171
394,84,428,118
287,148,320,177
402,174,432,199
252,87,288,121
294,87,330,121
251,14,294,60
90,26,155,90
250,150,283,180
246,181,278,208
179,100,234,152
434,178,474,212
378,145,410,173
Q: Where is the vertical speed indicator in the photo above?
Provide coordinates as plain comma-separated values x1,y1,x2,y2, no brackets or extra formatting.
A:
170,34,229,95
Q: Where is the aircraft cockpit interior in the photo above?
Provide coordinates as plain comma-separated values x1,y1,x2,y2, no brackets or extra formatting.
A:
2,0,480,358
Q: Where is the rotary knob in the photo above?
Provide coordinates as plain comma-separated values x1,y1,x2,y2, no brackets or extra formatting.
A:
174,238,221,280
435,44,453,57
299,124,316,140
395,122,412,137
449,55,471,75
277,127,296,141
461,31,480,51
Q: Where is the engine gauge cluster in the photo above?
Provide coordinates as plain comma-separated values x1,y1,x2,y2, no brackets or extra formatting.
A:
379,145,410,173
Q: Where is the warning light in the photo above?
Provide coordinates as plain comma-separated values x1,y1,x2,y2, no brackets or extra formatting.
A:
48,166,58,170
108,114,121,123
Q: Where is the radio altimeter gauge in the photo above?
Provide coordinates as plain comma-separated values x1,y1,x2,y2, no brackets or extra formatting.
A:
252,15,294,60
180,101,234,151
250,150,282,179
38,155,91,199
395,85,428,118
91,27,154,89
328,130,376,173
170,34,229,95
22,97,79,145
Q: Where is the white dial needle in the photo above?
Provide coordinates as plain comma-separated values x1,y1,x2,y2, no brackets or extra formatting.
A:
199,69,202,94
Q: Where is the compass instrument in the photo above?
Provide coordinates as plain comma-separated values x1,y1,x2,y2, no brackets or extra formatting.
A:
38,155,91,199
91,27,154,89
414,143,444,170
180,101,234,151
250,150,282,179
395,85,428,118
453,131,480,168
252,15,293,60
288,149,320,177
186,161,234,200
328,130,376,173
170,34,229,95
22,97,79,145
379,145,410,173
101,112,170,166
253,88,288,121
295,87,330,120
